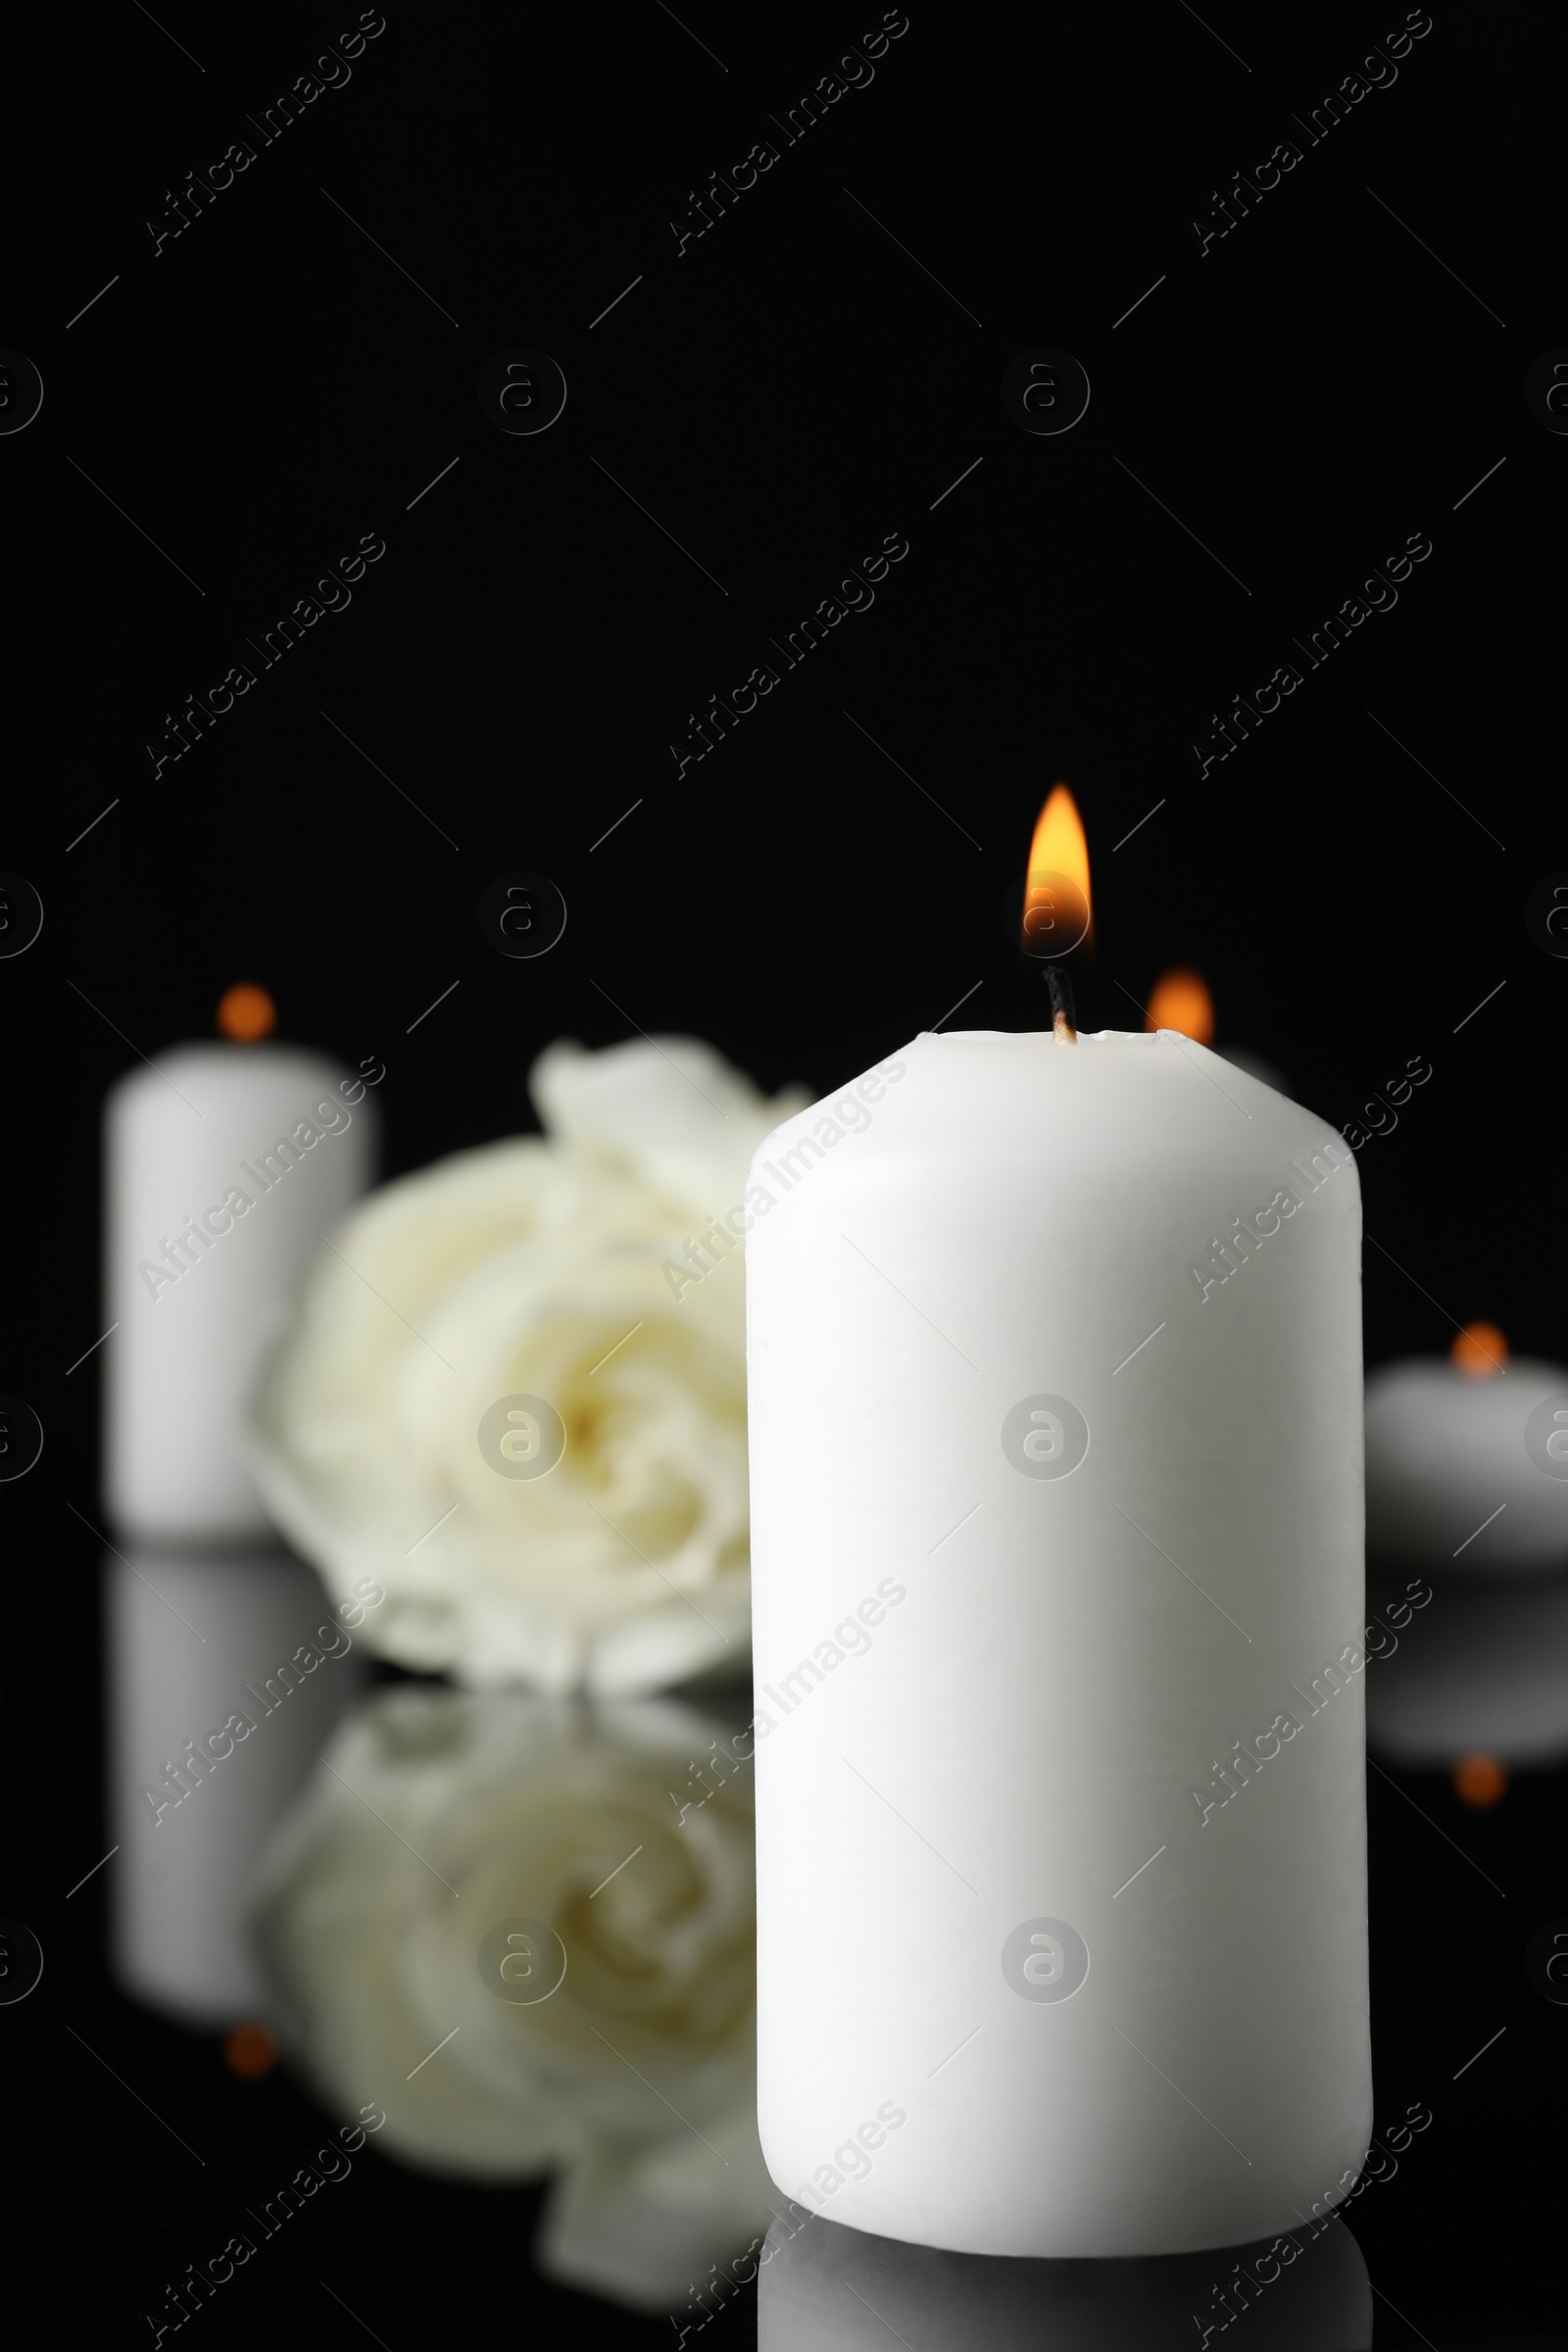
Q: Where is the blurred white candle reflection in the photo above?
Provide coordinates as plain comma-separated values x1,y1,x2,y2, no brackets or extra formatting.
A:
105,1548,367,2025
1365,1576,1568,1770
1365,1323,1568,1574
754,2209,1371,2350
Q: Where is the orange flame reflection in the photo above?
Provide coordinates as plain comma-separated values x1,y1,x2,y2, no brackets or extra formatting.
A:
1451,1753,1507,1808
223,2022,278,2079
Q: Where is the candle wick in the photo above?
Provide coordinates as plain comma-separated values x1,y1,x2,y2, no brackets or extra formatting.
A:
1045,965,1077,1043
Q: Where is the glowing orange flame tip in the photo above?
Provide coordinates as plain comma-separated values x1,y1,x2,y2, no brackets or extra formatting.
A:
1026,785,1092,942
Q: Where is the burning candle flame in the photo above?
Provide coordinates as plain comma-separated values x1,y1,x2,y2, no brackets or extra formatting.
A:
1022,784,1092,952
1450,1321,1508,1378
1146,968,1215,1046
217,983,277,1043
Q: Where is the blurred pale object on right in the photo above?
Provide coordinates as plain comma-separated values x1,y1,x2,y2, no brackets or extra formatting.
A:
1364,1323,1568,1573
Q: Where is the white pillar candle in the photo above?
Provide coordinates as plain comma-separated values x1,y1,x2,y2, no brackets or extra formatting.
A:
104,1039,376,1544
1365,1353,1568,1573
747,1028,1370,2258
105,1549,368,2025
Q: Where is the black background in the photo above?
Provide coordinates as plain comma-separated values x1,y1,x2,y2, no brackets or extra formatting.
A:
5,1,1565,2341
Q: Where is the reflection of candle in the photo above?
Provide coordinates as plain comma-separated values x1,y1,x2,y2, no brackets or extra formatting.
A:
1364,1325,1568,1573
103,988,376,1544
756,2206,1372,2349
105,1549,367,2025
1364,1576,1568,1767
748,801,1370,2259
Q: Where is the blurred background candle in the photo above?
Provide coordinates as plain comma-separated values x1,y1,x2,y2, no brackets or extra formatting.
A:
1144,967,1287,1097
748,797,1371,2260
1364,1323,1568,1573
103,985,376,1545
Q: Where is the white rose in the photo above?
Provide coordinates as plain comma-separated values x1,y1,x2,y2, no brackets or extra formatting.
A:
249,1686,776,2311
537,2099,779,2316
249,1037,808,1692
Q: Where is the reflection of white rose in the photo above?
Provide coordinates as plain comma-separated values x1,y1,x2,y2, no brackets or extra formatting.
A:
250,1037,807,1692
250,1687,778,2310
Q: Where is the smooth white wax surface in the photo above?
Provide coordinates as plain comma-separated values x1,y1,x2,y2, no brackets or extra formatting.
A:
747,1029,1370,2258
106,1550,365,2026
105,1046,374,1544
1364,1358,1568,1573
